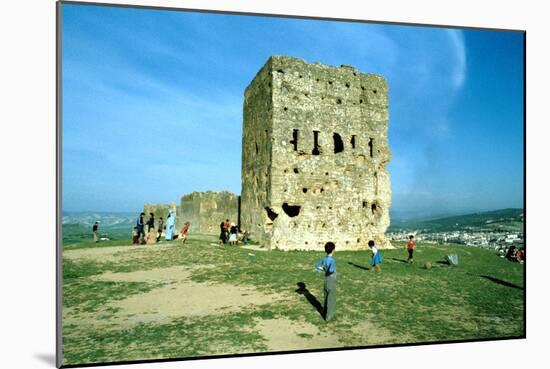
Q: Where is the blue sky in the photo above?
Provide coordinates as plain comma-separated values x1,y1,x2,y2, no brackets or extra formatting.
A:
62,4,524,217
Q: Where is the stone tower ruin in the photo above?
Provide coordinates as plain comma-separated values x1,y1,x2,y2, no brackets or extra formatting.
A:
241,56,392,251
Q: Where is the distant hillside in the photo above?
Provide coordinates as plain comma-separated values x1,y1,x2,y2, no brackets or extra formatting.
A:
62,212,137,244
389,208,524,232
62,211,136,228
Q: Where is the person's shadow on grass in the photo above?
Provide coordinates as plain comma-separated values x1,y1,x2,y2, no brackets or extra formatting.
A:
295,282,324,319
347,261,369,270
390,258,409,264
480,275,524,290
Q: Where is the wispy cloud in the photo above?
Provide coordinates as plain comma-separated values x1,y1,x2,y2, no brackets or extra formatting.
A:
447,29,467,89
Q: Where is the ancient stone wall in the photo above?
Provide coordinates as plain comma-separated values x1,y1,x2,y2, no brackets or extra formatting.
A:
241,56,392,250
180,191,239,234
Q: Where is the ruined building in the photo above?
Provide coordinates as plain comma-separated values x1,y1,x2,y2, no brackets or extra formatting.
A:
241,56,392,251
180,191,239,234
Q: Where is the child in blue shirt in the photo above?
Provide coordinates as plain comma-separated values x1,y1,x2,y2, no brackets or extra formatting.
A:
315,242,337,321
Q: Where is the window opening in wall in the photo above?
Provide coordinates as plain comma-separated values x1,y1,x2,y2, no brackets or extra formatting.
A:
369,138,374,157
336,98,342,104
373,89,377,94
293,168,299,174
277,69,284,74
282,203,301,217
333,133,344,153
371,203,377,214
363,201,367,208
312,130,320,155
264,207,279,221
302,188,308,193
345,82,350,88
351,135,356,149
290,129,299,151
255,142,259,154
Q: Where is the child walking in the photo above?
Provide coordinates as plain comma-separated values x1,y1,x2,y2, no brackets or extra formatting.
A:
368,240,382,271
407,235,416,264
315,242,337,322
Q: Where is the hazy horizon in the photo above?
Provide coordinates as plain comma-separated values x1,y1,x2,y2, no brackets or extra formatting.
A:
62,206,524,222
62,4,524,215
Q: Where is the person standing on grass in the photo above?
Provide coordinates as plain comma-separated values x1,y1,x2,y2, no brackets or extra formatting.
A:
315,242,337,322
219,220,227,244
368,240,382,272
165,209,176,241
228,223,238,246
157,217,164,242
146,212,155,232
92,221,99,243
407,235,416,264
136,212,145,243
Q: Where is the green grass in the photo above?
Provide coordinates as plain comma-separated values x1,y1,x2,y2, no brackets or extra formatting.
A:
62,237,524,365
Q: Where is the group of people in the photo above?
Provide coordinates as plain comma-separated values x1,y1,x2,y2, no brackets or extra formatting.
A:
314,236,418,322
132,210,190,245
505,245,525,264
219,219,249,246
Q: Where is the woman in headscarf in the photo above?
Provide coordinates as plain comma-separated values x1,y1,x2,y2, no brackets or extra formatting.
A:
165,209,176,241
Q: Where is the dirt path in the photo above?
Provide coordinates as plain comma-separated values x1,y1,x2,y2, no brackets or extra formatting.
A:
64,243,400,354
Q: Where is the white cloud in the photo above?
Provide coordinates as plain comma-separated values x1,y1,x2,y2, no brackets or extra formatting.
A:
446,29,467,89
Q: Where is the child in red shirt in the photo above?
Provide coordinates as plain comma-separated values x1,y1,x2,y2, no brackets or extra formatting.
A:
407,235,416,264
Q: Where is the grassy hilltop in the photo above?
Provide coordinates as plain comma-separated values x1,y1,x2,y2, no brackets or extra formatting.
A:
61,235,524,366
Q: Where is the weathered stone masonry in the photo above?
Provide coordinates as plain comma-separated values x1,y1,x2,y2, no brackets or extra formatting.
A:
241,56,392,251
180,191,239,234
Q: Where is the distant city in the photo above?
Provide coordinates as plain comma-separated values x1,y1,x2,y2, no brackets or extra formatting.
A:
387,208,524,251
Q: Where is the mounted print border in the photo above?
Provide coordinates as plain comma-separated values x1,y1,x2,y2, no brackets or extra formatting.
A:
56,1,526,367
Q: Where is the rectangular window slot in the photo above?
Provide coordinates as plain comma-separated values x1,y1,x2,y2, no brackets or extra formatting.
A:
290,129,299,151
369,138,374,158
312,130,320,155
